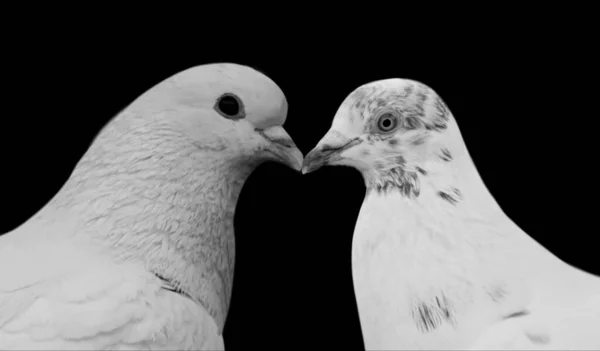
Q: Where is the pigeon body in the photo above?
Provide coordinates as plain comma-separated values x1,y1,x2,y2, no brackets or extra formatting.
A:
0,63,303,350
302,79,600,349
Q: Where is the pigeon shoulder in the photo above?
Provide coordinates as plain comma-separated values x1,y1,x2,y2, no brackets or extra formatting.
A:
0,232,223,350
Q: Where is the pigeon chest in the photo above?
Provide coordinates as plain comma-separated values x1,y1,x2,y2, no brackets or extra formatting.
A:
350,193,496,349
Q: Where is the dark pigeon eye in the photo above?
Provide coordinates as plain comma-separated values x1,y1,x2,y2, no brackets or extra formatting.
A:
214,93,245,120
376,112,399,133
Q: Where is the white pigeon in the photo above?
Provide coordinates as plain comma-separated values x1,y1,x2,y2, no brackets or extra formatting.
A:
0,63,303,350
302,78,600,350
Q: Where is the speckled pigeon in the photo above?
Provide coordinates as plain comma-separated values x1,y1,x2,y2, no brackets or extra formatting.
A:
302,78,600,350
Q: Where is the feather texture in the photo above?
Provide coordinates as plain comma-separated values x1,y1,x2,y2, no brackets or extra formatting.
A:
0,63,298,349
303,78,600,349
0,236,223,350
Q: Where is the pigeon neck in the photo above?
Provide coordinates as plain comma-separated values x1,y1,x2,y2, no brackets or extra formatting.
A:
362,143,497,216
389,117,504,217
42,119,255,333
424,122,506,218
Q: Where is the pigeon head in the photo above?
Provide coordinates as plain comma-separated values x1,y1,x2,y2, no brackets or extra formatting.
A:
127,62,303,171
303,78,458,197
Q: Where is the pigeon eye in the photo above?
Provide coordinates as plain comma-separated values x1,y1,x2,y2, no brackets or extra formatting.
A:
214,93,245,120
376,112,399,133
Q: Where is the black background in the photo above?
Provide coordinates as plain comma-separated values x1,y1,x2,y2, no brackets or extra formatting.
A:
1,25,597,350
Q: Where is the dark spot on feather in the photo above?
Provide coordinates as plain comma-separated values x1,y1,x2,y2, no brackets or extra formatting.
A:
424,120,448,132
404,116,421,130
388,138,399,146
503,310,529,319
412,295,455,333
440,148,452,162
361,149,370,156
351,87,368,102
365,133,391,143
415,304,437,333
438,191,459,205
434,96,450,121
404,102,426,121
155,273,191,299
396,155,406,165
416,167,427,175
403,84,414,97
355,103,368,121
370,166,420,198
411,135,427,146
435,297,451,319
526,332,550,345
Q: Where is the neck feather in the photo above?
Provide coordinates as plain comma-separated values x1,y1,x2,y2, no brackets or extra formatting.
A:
39,115,255,331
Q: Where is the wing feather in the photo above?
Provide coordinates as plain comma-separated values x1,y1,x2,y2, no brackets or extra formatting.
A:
0,233,223,350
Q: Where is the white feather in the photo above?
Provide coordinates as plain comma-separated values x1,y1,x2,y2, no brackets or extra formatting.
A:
306,78,600,349
0,63,296,350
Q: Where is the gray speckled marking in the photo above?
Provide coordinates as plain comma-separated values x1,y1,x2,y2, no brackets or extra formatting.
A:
412,294,455,333
351,81,451,140
368,166,420,198
403,116,423,130
349,85,379,122
365,133,394,143
488,285,507,302
419,85,449,132
351,90,366,109
351,82,424,127
525,332,551,345
374,160,385,170
503,310,529,319
424,120,448,132
411,134,428,146
416,89,429,104
438,191,459,205
347,81,458,201
440,148,453,162
452,187,461,198
434,96,450,121
155,272,192,298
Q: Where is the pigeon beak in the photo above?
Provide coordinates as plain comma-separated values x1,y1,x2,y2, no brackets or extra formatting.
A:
258,126,304,172
302,132,362,174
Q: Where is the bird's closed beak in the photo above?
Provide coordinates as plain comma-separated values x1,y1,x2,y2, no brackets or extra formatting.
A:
302,132,362,174
258,126,304,172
